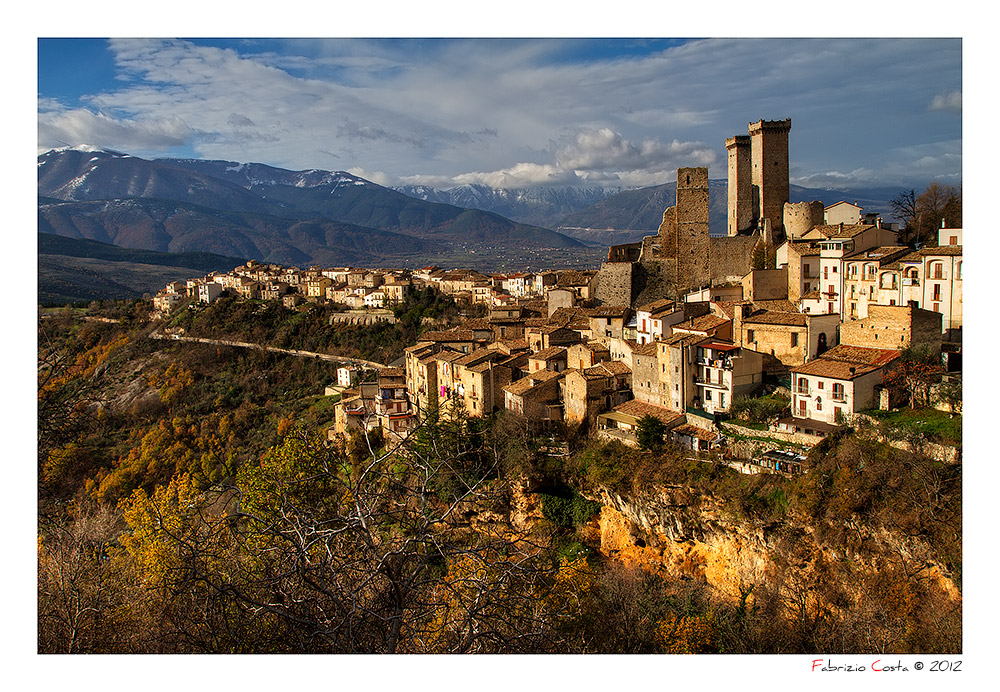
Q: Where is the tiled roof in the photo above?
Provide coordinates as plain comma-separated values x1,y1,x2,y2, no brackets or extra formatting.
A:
917,245,963,257
791,344,900,379
504,370,562,396
530,346,568,361
611,399,684,425
636,298,676,314
814,223,878,239
584,306,630,318
743,310,809,327
674,314,730,332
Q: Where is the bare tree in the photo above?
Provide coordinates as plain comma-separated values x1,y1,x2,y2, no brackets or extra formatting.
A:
119,416,565,653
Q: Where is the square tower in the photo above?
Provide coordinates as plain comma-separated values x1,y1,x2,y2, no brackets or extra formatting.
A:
674,167,710,292
726,135,752,236
749,118,791,235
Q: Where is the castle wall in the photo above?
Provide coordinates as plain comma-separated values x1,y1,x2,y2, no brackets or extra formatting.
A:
741,268,788,301
783,200,824,239
594,261,635,307
709,235,759,285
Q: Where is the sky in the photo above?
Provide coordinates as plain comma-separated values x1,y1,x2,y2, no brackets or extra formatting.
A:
37,36,963,192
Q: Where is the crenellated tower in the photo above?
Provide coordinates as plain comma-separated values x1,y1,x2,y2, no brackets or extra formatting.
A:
748,118,791,236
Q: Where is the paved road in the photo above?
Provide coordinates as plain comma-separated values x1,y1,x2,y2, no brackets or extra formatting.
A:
148,331,388,369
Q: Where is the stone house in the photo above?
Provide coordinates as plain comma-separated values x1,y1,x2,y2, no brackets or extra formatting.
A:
198,282,223,304
788,344,901,427
656,333,703,412
451,349,515,418
627,341,661,405
527,346,568,373
690,340,764,415
824,201,863,225
733,302,841,369
566,342,612,370
525,324,581,352
561,361,632,428
585,306,631,340
503,370,564,422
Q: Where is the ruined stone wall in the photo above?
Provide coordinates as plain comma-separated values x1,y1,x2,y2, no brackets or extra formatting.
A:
840,305,943,353
594,261,635,307
709,235,759,284
783,200,824,239
742,268,788,301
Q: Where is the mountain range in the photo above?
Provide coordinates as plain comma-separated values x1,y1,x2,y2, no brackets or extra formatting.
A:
38,146,903,276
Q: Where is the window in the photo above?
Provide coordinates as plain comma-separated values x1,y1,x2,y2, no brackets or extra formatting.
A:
931,262,944,279
949,235,958,245
705,390,712,401
797,377,808,394
933,284,942,302
824,266,829,279
832,383,845,401
818,381,824,389
957,262,963,280
747,329,755,342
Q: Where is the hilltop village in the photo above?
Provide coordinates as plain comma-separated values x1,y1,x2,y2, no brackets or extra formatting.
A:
152,118,963,468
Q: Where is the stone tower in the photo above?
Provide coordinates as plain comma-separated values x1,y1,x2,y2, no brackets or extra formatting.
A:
726,135,752,236
749,118,791,236
657,167,710,294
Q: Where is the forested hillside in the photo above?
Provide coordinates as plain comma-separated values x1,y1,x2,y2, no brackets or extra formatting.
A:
37,301,961,654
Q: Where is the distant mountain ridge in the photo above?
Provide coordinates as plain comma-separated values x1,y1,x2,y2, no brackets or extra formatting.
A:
37,148,585,269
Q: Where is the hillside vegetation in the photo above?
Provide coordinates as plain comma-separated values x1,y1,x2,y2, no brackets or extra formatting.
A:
37,301,961,654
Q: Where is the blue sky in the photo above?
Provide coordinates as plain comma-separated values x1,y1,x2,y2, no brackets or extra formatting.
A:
37,36,961,191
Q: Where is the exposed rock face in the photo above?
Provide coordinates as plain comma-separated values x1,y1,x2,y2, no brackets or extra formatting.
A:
589,484,960,608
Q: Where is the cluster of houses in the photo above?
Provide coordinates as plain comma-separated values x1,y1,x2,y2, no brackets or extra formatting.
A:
151,198,962,472
326,216,962,466
153,262,599,315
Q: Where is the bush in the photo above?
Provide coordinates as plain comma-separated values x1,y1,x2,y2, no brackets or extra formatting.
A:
540,486,603,528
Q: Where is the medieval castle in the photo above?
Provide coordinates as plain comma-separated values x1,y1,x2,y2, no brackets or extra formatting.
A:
595,118,824,306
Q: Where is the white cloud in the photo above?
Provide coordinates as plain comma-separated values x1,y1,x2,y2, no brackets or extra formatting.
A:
38,106,193,151
929,90,962,112
35,38,962,190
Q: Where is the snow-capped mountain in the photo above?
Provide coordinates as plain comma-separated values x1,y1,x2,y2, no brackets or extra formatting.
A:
394,183,632,228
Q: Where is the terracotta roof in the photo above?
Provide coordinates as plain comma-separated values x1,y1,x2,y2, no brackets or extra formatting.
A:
813,223,878,239
611,399,684,426
636,298,676,315
917,245,963,257
530,346,568,361
743,310,809,327
556,270,595,286
843,245,910,262
504,370,562,396
791,344,900,379
586,361,631,377
674,314,730,332
633,341,658,357
585,306,630,318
